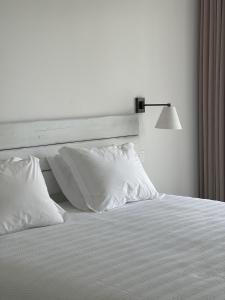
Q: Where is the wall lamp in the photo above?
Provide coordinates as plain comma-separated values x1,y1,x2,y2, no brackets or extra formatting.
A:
135,97,182,130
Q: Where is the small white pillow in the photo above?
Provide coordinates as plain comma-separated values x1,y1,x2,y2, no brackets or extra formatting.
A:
48,155,89,211
0,156,65,235
59,143,158,212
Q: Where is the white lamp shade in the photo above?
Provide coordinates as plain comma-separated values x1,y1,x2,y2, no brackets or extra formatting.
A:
155,106,182,130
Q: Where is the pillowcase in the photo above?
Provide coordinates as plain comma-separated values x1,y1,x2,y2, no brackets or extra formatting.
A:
59,143,158,212
0,156,65,235
48,155,89,211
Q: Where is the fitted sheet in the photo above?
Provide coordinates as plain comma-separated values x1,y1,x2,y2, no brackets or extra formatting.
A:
1,194,225,300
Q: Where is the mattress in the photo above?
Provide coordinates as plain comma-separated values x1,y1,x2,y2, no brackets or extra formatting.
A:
1,194,225,300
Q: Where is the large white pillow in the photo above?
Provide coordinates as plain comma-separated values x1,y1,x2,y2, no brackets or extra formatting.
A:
48,155,89,211
59,143,158,212
0,156,65,235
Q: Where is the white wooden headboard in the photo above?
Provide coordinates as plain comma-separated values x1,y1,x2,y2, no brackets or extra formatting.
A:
0,114,139,198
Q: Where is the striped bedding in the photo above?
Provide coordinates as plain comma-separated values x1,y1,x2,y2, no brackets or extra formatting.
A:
1,194,225,300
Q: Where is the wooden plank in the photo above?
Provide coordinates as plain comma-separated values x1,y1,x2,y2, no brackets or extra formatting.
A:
0,114,139,150
0,136,140,171
0,136,140,196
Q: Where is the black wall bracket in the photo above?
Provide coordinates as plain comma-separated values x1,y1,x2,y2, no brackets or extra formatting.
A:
135,97,146,113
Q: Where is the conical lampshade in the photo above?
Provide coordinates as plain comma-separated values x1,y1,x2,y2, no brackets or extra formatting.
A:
155,106,182,130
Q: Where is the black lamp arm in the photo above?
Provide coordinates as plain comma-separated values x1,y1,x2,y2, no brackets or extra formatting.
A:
145,103,171,107
135,97,171,113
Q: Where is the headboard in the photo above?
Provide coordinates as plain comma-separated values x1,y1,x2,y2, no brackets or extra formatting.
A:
0,114,139,198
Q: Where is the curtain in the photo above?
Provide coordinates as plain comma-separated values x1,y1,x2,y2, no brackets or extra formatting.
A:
199,0,225,201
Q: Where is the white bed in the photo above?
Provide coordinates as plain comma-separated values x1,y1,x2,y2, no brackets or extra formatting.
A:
1,194,225,300
0,115,225,300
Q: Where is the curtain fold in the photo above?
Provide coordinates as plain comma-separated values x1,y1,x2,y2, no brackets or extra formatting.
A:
199,0,225,201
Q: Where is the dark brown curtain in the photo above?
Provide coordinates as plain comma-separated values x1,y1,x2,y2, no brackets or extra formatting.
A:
199,0,225,201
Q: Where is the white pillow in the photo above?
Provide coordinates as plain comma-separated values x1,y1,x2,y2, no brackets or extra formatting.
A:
48,155,89,211
59,143,158,212
0,156,65,235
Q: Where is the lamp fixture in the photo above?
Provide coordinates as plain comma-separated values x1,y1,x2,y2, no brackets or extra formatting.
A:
135,97,182,130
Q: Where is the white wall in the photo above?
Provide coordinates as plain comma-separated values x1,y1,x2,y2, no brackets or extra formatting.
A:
0,0,199,196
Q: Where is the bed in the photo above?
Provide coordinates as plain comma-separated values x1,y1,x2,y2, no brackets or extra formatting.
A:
0,115,225,300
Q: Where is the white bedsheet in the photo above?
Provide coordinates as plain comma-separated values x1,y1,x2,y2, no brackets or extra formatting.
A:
1,194,225,300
